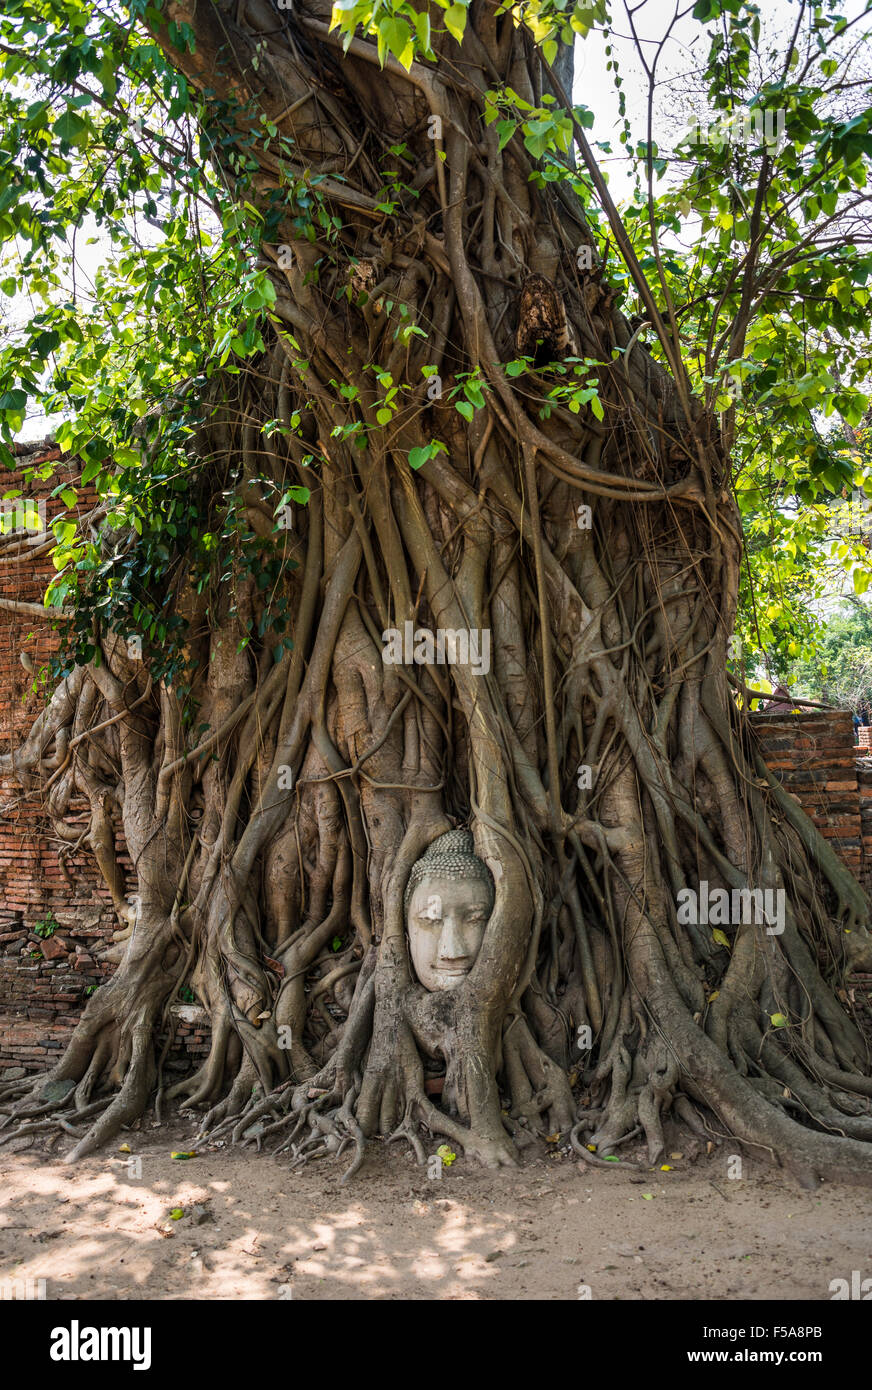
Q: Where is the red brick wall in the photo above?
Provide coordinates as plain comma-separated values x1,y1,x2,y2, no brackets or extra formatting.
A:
857,758,872,888
0,444,207,1077
0,443,114,926
749,710,864,881
751,715,872,1007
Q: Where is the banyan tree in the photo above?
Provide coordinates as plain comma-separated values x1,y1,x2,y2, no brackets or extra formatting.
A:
2,0,872,1188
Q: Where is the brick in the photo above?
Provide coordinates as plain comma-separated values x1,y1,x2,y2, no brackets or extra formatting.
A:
39,934,70,961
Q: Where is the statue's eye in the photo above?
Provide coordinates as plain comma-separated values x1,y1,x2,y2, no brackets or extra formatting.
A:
418,894,442,923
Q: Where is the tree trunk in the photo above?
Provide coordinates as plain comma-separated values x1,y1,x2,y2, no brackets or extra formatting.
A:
3,0,872,1188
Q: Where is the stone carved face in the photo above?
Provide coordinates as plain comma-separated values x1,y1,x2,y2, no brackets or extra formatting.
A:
404,829,495,992
406,874,492,991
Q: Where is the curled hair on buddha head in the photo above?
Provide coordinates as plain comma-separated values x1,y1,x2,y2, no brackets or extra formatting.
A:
404,828,496,915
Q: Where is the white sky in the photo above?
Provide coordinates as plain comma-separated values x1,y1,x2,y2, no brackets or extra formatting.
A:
577,0,871,198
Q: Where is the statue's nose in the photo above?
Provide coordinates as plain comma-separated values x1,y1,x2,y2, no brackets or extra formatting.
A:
438,914,467,961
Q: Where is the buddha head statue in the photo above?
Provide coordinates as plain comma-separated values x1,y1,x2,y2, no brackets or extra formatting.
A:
404,829,495,991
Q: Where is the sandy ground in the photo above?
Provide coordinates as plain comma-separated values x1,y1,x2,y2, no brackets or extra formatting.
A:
0,1122,869,1301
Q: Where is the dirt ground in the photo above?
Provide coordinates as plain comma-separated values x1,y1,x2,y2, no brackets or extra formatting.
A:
0,1121,868,1301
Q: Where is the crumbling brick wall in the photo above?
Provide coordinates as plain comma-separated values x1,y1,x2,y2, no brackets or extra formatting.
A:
0,443,207,1078
749,709,864,882
857,758,872,892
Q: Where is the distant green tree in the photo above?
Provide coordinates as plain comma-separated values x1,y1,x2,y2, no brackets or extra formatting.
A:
785,598,872,710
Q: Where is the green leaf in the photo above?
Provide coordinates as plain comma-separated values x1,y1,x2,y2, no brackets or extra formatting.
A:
443,3,467,44
54,109,89,148
415,11,431,52
80,458,102,486
496,119,516,152
379,16,411,65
